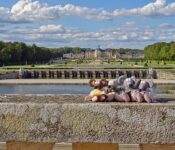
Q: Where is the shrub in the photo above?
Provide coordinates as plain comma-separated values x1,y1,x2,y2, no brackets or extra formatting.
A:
144,63,148,67
31,64,35,67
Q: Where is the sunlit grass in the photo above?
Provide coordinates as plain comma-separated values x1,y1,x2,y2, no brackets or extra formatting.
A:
3,60,175,70
0,69,15,74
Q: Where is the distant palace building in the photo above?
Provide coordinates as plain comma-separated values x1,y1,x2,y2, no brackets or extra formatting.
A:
63,46,144,59
63,52,85,59
116,52,144,59
84,46,113,59
63,46,114,59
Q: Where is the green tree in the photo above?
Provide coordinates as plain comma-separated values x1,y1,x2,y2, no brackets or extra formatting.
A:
144,42,175,61
0,47,12,64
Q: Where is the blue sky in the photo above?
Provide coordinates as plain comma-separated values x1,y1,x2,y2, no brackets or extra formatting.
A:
0,0,175,49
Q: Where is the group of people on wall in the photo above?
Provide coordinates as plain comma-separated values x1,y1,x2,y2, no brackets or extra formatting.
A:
85,75,155,103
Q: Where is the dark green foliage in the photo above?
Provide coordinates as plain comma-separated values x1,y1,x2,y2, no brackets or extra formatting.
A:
163,61,166,65
144,42,175,60
53,47,86,58
0,41,55,65
0,41,144,65
144,63,148,67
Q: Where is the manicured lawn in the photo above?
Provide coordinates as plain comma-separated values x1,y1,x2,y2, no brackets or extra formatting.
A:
3,60,175,70
0,69,15,74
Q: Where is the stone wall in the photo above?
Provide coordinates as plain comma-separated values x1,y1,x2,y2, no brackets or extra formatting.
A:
0,95,174,144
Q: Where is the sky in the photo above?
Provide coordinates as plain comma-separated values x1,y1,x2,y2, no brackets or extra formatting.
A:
0,0,175,49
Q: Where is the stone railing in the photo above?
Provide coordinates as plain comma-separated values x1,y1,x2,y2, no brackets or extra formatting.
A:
0,72,18,80
157,70,175,80
0,95,174,150
20,69,155,79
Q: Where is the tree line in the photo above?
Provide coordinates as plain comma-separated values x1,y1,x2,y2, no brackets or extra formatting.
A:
5,41,175,65
0,41,55,65
0,41,91,65
0,41,144,65
144,42,175,60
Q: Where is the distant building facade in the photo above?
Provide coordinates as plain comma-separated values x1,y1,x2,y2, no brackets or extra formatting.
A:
63,46,144,60
116,52,144,59
63,53,74,59
63,52,85,59
63,46,115,59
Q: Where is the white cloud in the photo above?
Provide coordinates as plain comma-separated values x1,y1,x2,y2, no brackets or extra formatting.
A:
159,2,175,16
11,0,63,21
34,24,66,34
0,7,12,22
0,0,175,23
113,0,169,17
10,0,112,22
1,22,175,49
139,0,166,16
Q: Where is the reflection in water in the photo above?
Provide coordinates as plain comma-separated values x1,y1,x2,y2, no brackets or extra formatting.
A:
151,84,175,94
0,85,91,94
0,84,174,94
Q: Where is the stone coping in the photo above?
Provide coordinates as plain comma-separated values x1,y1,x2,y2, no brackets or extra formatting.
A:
0,79,175,85
0,94,175,104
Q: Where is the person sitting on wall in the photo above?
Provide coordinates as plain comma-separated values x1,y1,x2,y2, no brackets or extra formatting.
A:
85,79,130,102
106,80,130,102
118,75,153,103
85,79,113,102
138,80,154,103
85,76,155,103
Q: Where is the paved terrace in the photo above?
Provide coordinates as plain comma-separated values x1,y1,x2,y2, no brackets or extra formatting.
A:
0,95,174,144
0,79,175,85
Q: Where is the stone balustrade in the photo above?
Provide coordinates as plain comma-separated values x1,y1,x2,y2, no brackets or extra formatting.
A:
20,69,156,79
0,72,18,80
157,71,175,80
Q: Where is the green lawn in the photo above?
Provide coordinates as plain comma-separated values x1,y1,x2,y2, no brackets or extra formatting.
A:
0,69,15,74
3,60,175,70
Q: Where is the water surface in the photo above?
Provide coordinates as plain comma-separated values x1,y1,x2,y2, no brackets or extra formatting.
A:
0,84,174,94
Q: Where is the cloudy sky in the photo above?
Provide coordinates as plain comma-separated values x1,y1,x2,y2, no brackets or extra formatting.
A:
0,0,175,49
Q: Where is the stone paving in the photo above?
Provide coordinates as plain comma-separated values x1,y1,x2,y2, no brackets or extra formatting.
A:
0,79,175,85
